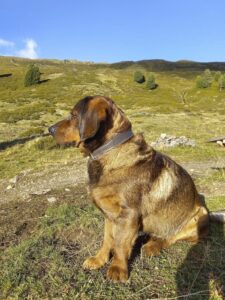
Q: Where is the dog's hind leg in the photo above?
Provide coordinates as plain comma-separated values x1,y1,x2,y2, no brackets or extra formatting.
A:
169,205,209,243
142,205,209,257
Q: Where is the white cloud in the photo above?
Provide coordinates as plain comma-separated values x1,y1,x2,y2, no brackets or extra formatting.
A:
16,39,38,59
0,38,14,47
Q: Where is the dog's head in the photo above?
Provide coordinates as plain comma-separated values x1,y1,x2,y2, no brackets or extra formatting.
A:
49,96,131,154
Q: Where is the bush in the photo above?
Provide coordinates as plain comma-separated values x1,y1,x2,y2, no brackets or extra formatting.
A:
146,73,156,90
196,69,213,89
196,75,210,88
218,74,225,91
214,71,221,82
24,63,41,87
134,71,145,83
203,69,213,84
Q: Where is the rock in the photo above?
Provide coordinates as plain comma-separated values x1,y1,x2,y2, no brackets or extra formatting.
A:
30,189,51,195
151,134,196,148
9,175,19,184
160,133,167,139
47,196,57,203
217,141,224,147
65,188,70,192
6,185,13,190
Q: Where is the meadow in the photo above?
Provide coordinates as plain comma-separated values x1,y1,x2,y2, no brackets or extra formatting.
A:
0,56,224,299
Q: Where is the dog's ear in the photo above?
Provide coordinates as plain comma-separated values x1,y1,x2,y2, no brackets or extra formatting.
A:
79,100,110,141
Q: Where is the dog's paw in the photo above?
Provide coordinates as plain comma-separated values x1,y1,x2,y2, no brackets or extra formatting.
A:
82,256,105,270
107,265,128,283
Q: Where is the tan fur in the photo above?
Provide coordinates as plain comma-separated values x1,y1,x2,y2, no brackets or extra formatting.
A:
49,96,210,283
149,168,177,200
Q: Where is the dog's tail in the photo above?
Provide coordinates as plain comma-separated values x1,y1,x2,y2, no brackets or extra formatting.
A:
209,210,225,223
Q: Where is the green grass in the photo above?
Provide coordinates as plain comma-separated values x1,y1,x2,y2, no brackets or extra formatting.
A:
0,136,81,179
1,195,224,299
0,56,225,299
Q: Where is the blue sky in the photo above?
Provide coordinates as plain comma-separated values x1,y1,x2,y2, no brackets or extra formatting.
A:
1,0,225,62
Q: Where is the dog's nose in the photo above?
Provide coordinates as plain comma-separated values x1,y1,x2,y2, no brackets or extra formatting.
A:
48,125,56,136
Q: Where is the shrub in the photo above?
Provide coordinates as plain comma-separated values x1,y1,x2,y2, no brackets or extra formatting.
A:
214,71,221,82
196,75,210,88
24,63,41,87
203,69,213,84
134,71,145,83
146,73,156,90
218,74,225,91
196,69,213,89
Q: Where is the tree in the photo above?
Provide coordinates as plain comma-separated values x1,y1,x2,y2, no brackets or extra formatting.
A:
24,63,41,87
146,73,156,90
133,71,145,83
203,69,213,84
196,75,210,88
218,74,225,91
214,71,221,82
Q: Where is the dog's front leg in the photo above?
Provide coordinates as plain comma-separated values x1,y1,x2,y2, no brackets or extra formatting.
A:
107,209,139,283
83,218,113,270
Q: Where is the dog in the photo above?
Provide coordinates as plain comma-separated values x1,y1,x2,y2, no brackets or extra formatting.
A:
49,95,225,282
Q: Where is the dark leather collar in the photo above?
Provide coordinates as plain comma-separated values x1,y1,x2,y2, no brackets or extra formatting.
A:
90,129,134,160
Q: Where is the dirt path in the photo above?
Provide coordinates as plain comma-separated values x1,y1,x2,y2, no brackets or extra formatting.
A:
182,159,225,197
0,158,87,203
0,157,224,204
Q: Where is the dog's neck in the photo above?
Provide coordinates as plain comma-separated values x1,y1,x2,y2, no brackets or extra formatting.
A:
89,129,134,160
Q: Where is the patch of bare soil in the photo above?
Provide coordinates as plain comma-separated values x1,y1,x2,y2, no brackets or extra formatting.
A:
0,158,87,203
47,73,64,79
182,158,225,197
0,158,87,249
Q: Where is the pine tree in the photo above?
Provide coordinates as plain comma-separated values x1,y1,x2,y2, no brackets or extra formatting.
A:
133,71,145,83
146,73,156,90
24,63,41,87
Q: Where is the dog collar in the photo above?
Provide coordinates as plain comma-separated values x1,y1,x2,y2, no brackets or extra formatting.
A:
90,129,134,160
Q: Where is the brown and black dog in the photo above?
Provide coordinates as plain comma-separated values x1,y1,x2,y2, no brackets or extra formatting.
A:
49,95,225,282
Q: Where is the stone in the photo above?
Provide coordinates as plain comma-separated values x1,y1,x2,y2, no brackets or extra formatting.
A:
151,134,196,148
9,175,18,184
31,189,51,195
160,133,167,139
47,196,57,203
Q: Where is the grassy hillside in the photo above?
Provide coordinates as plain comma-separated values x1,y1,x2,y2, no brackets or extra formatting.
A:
0,55,225,178
0,56,225,299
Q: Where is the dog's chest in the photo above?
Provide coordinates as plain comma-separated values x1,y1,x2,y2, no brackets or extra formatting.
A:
88,183,122,221
87,158,128,221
